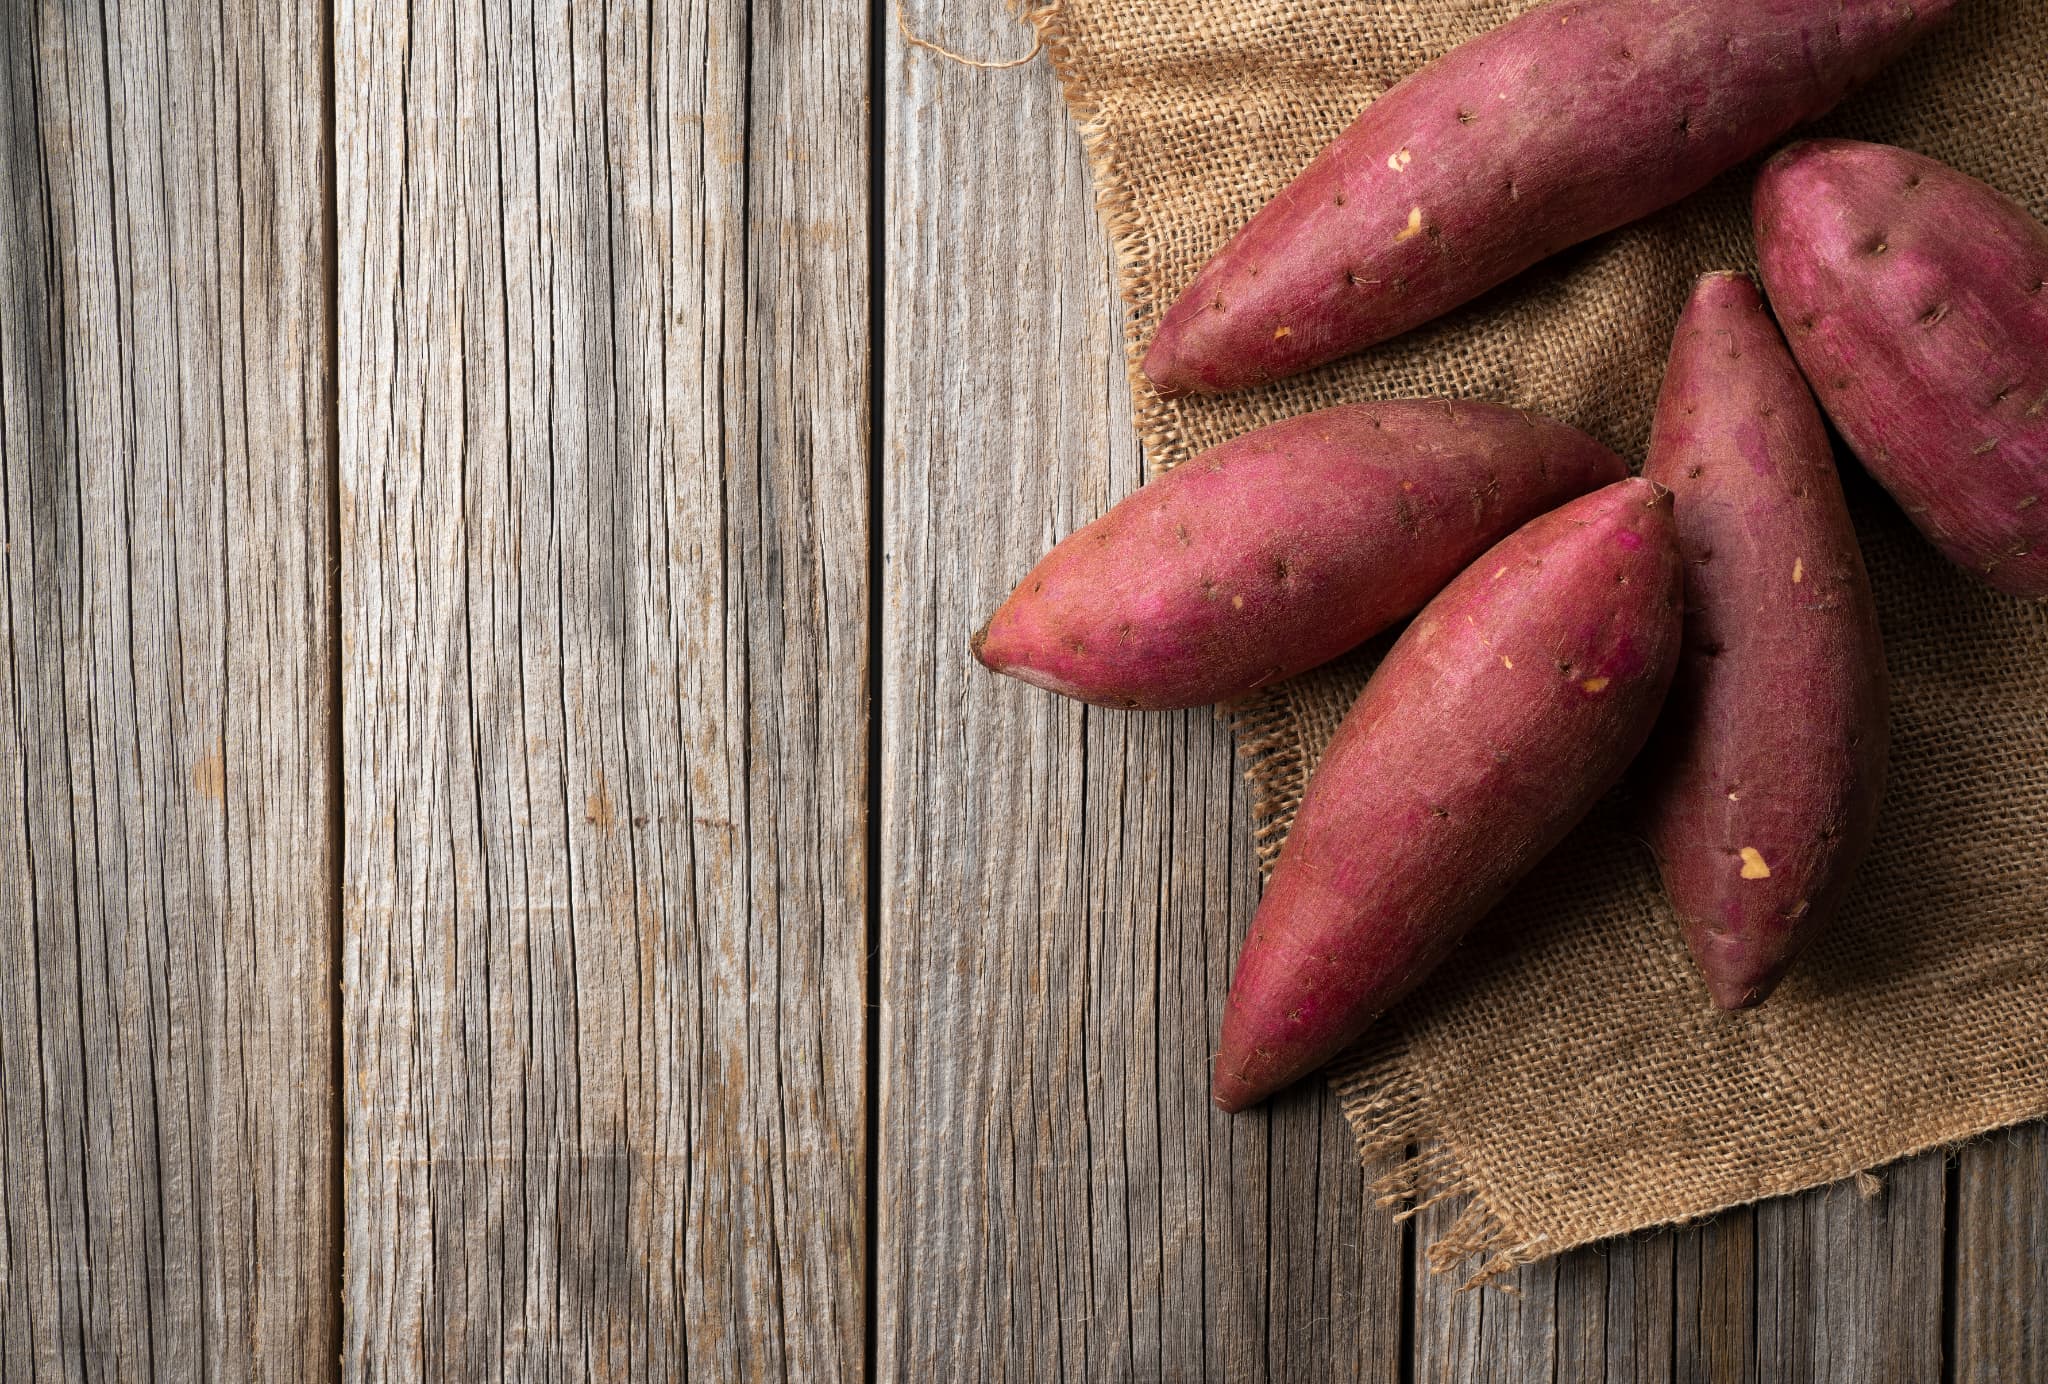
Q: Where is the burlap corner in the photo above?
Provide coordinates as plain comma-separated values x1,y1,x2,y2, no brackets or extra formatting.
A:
1029,0,2048,1281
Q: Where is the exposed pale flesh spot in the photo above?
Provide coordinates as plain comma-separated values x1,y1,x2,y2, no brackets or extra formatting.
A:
1396,207,1425,242
1739,847,1772,880
1492,565,1508,579
1581,676,1610,693
1502,656,1514,669
1389,147,1413,172
1273,325,1292,340
1232,594,1244,609
1793,558,1805,583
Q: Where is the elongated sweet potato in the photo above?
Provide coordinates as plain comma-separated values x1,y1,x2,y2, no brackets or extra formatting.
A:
1754,140,2048,599
1641,273,1890,1010
1142,0,1955,398
972,401,1626,709
1212,479,1683,1111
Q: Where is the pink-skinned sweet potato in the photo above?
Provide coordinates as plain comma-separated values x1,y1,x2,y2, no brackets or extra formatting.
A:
1754,140,2048,599
1641,272,1890,1010
1142,0,1956,398
1212,478,1683,1111
972,401,1626,710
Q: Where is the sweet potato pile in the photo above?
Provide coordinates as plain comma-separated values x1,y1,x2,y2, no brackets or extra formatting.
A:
971,0,2043,1110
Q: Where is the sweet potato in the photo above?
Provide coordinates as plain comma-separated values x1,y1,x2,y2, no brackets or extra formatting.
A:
1212,479,1683,1111
972,401,1626,709
1641,272,1890,1009
1141,0,1956,398
1754,140,2048,599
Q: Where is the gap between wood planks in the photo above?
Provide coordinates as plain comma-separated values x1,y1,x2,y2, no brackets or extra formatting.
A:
864,2,888,1382
323,0,347,1369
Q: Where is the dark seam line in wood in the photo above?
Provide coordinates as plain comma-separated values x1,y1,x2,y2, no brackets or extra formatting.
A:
1667,1220,1678,1384
85,0,126,1360
1940,1151,1960,1384
322,0,345,1370
862,0,885,1380
1398,1141,1415,1384
20,24,75,1374
1076,703,1094,1380
1751,1196,1763,1382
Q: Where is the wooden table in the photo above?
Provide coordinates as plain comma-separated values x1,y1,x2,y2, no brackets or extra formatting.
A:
1,3,2041,1378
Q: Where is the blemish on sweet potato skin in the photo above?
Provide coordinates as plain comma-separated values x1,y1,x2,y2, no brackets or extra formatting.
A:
1755,139,2048,598
1212,479,1682,1111
1640,272,1890,1011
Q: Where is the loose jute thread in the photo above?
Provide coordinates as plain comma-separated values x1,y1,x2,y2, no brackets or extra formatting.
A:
896,0,1046,70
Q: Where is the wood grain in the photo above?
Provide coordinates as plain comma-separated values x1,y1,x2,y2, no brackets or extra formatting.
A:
0,0,335,1377
336,0,868,1376
1674,1210,1757,1383
1410,1152,1952,1379
873,12,1403,1377
1752,1153,1947,1382
1953,1125,2048,1381
1413,1214,1693,1383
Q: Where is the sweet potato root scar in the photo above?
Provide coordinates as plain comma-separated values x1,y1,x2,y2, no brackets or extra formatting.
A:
1581,676,1610,693
1396,207,1425,242
1502,656,1514,669
1793,558,1805,583
1273,325,1292,340
1232,594,1245,609
1739,848,1772,880
1389,147,1413,172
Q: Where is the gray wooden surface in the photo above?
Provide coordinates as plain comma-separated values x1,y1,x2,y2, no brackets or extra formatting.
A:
0,2,336,1378
336,0,867,1376
1,1,2043,1379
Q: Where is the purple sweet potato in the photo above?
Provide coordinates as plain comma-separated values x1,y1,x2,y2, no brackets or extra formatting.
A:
1212,479,1683,1111
1141,0,1955,398
972,401,1626,710
1754,140,2048,599
1641,272,1890,1010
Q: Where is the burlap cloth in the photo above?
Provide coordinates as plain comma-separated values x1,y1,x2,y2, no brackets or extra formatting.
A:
1016,0,2048,1281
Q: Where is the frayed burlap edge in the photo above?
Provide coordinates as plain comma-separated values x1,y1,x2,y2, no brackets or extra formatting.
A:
1029,2,1196,474
1321,1026,1954,1289
1030,0,1336,870
1322,1036,1543,1291
1220,693,1309,875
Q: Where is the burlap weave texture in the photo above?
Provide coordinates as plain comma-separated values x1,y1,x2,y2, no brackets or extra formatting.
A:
1027,0,2048,1279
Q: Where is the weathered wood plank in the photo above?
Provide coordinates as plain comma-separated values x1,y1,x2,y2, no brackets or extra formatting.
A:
1555,1233,1676,1382
1674,1210,1757,1383
0,0,335,1378
1415,1213,1744,1383
1413,1199,1561,1383
875,14,1404,1377
336,0,868,1376
1953,1124,2048,1381
1752,1152,1946,1382
1413,1153,1946,1379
